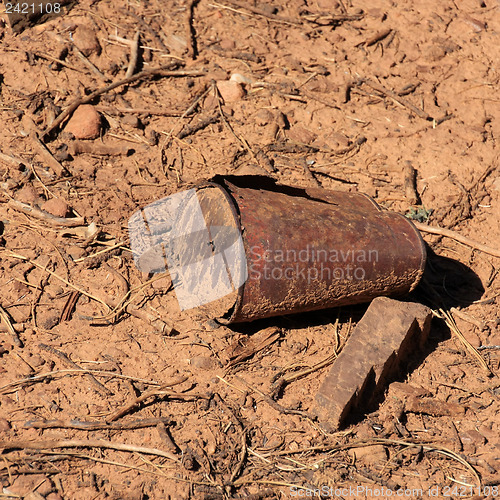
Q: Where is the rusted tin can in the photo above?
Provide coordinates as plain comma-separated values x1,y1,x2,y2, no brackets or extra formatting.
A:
190,176,427,323
129,175,426,323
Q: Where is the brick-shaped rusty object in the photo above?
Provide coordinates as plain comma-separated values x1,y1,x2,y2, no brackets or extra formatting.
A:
313,297,431,431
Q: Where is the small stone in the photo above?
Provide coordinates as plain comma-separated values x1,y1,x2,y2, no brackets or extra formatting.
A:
234,164,268,176
39,311,60,330
65,104,102,140
16,185,39,204
262,122,279,145
219,38,236,50
189,356,216,370
41,198,69,218
121,115,141,128
424,45,446,62
348,444,387,462
216,80,245,102
317,0,339,10
287,125,317,145
72,25,101,56
7,475,47,497
460,429,486,454
35,478,53,497
203,94,218,111
327,131,350,148
66,245,87,260
24,493,45,500
46,493,63,500
255,109,274,126
230,73,252,84
28,353,45,367
0,417,11,431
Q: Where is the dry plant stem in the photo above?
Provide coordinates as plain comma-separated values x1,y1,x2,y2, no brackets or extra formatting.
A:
0,369,164,395
42,66,206,139
60,291,80,322
364,28,392,46
436,308,491,375
7,199,85,227
73,44,108,81
97,105,184,116
70,141,134,156
0,305,22,347
301,159,321,187
233,375,313,419
2,250,110,310
414,221,500,258
34,51,87,73
0,438,179,462
347,78,431,120
30,130,70,176
107,375,190,421
218,0,300,25
185,0,199,59
0,151,25,167
403,161,418,204
246,438,480,489
24,417,173,431
364,79,431,120
125,31,141,78
39,343,113,396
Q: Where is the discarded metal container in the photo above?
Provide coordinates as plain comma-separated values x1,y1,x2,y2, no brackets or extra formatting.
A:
129,175,426,323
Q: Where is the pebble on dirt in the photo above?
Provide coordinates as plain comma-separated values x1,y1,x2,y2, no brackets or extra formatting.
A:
0,417,11,431
287,125,317,145
216,80,245,102
41,198,69,218
72,25,101,56
16,185,39,205
64,104,102,140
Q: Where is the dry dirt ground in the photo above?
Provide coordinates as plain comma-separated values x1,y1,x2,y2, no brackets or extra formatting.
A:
1,0,500,498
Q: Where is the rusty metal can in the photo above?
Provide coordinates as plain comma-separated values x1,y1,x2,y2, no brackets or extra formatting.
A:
197,176,426,323
129,175,426,323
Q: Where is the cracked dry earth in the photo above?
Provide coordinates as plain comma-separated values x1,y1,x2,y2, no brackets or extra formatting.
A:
0,0,500,499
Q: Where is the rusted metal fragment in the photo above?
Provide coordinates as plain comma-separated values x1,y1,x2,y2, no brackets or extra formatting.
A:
313,296,432,431
214,176,426,323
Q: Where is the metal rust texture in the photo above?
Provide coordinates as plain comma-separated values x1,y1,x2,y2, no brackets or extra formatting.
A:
204,176,426,323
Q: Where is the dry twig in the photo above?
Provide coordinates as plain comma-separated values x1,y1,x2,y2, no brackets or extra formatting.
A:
107,375,191,421
125,31,141,78
414,222,500,258
0,438,179,462
39,343,114,396
42,66,206,139
24,417,172,431
7,199,85,227
0,305,22,347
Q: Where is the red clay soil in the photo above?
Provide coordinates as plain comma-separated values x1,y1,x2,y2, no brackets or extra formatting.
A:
1,0,499,498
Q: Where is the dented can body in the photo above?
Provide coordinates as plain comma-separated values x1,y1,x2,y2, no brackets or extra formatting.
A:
205,176,426,323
